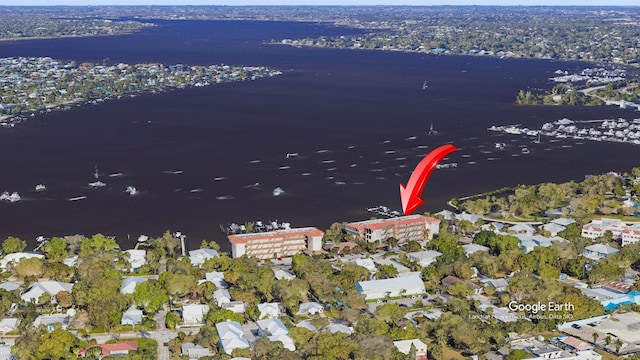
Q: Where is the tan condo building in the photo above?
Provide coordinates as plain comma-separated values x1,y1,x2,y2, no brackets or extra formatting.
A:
228,227,324,259
345,214,440,243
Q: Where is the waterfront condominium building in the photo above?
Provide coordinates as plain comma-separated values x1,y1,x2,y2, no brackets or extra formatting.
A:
227,227,324,259
344,214,440,243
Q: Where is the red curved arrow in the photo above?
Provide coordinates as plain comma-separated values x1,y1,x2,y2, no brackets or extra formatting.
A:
400,143,458,215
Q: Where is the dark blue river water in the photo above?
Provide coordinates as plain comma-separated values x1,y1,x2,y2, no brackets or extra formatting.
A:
0,20,637,250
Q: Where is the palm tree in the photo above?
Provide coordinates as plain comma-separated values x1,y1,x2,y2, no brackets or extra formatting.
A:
614,338,623,354
605,335,611,346
592,332,599,345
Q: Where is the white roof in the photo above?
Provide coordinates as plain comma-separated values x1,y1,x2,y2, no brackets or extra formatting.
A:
124,249,146,269
189,248,219,266
273,269,296,280
257,318,289,336
551,218,576,227
0,345,12,360
407,250,442,262
121,307,143,325
257,302,281,318
509,223,536,233
33,313,72,328
120,277,148,294
541,223,566,234
356,276,424,293
585,243,620,255
327,323,353,335
21,280,73,302
297,302,324,315
216,320,244,340
463,244,490,255
455,212,483,223
354,258,378,273
0,318,18,332
393,339,428,354
296,320,317,332
373,259,411,273
0,252,44,268
435,210,453,220
220,336,250,355
269,333,296,351
0,282,20,292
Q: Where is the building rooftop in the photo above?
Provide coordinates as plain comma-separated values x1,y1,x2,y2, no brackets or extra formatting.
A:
356,275,424,293
228,227,323,245
346,214,439,231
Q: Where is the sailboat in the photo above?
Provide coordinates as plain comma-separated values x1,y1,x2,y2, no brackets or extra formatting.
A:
533,133,541,144
428,122,439,136
89,165,106,188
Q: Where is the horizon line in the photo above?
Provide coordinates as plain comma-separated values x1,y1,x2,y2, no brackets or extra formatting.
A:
2,4,640,7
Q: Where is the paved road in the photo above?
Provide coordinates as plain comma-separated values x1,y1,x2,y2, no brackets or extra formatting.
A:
75,304,183,360
154,305,177,360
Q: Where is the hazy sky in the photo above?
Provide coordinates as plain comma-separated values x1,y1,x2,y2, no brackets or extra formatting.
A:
1,1,639,6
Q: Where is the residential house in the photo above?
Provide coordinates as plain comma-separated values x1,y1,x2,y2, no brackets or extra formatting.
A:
373,259,412,274
508,223,536,235
541,222,566,236
213,289,232,307
455,212,483,224
393,339,428,360
355,276,425,300
463,243,490,257
601,290,640,311
407,250,442,267
0,345,13,360
0,318,18,334
21,280,73,303
181,343,211,359
354,258,378,274
188,248,219,267
216,320,250,355
33,313,73,331
120,277,148,294
222,301,246,314
124,249,146,272
121,307,143,326
551,218,576,227
441,275,482,295
202,271,227,288
297,302,324,316
481,222,505,233
257,318,289,337
182,304,209,325
0,282,20,292
434,209,454,221
583,243,619,261
0,252,44,269
257,302,282,319
477,304,519,323
273,269,296,281
480,278,510,293
296,320,317,332
327,323,353,335
517,234,566,254
80,341,138,357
